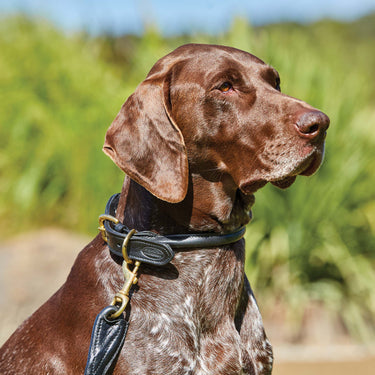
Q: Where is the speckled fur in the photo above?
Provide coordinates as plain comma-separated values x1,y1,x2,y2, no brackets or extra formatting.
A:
0,44,329,374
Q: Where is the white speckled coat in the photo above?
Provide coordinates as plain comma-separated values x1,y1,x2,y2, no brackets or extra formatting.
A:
0,43,329,374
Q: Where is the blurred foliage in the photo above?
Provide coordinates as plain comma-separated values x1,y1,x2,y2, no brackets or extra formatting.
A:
0,16,127,231
0,14,374,341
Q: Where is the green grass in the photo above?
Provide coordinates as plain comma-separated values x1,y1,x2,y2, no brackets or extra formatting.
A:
1,15,374,341
0,17,128,232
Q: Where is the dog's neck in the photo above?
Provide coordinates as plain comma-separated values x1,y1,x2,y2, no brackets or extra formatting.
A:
118,173,254,234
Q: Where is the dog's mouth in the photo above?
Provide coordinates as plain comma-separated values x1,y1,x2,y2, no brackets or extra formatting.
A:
270,152,322,189
270,175,297,189
241,149,324,194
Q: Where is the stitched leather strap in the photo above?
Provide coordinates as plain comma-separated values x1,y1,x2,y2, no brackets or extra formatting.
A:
84,306,128,375
103,194,246,266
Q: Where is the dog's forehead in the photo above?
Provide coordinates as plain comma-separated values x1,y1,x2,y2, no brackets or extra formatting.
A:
185,47,279,86
174,44,265,64
148,44,268,80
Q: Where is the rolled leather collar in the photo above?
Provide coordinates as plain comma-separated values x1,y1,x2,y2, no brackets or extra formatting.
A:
102,193,246,266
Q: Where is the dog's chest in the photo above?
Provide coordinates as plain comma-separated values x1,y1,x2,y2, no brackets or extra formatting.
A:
117,250,250,374
121,301,248,375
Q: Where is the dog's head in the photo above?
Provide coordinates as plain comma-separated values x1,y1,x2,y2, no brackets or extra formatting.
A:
104,44,329,203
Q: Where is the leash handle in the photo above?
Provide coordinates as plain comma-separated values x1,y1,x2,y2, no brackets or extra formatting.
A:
84,306,128,375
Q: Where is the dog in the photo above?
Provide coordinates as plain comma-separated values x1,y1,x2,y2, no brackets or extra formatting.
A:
0,44,329,374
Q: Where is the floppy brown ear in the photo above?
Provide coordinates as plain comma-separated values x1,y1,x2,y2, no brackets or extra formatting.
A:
103,77,189,203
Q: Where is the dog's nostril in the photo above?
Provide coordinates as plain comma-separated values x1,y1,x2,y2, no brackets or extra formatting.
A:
307,123,319,134
296,111,330,137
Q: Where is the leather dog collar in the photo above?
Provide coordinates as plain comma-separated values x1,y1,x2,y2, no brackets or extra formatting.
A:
99,193,246,266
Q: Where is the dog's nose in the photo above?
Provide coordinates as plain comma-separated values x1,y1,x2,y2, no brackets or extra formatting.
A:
295,111,330,138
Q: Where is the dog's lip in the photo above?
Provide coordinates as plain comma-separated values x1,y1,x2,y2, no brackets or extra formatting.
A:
240,180,268,194
298,153,322,176
270,152,322,188
270,175,297,189
240,151,323,194
274,152,315,177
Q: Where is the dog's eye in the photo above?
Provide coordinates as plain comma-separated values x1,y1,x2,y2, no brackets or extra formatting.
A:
218,82,233,93
275,78,281,92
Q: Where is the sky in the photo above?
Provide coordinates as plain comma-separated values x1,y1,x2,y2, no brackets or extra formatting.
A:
1,0,375,36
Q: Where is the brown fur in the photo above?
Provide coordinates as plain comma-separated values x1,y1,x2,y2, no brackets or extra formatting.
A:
0,44,329,374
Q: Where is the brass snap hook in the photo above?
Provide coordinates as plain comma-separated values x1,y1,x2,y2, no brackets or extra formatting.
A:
121,229,136,264
110,260,141,319
108,229,140,319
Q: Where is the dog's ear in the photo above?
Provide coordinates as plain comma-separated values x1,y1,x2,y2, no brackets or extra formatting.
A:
103,75,189,203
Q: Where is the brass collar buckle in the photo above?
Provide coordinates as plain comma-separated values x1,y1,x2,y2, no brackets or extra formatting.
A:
98,214,119,242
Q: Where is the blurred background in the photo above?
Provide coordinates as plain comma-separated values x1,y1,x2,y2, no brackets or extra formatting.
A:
0,1,374,373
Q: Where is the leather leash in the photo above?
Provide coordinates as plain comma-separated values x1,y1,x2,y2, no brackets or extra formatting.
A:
84,193,246,375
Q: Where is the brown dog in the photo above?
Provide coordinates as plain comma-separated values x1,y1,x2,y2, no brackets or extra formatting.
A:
0,44,329,374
